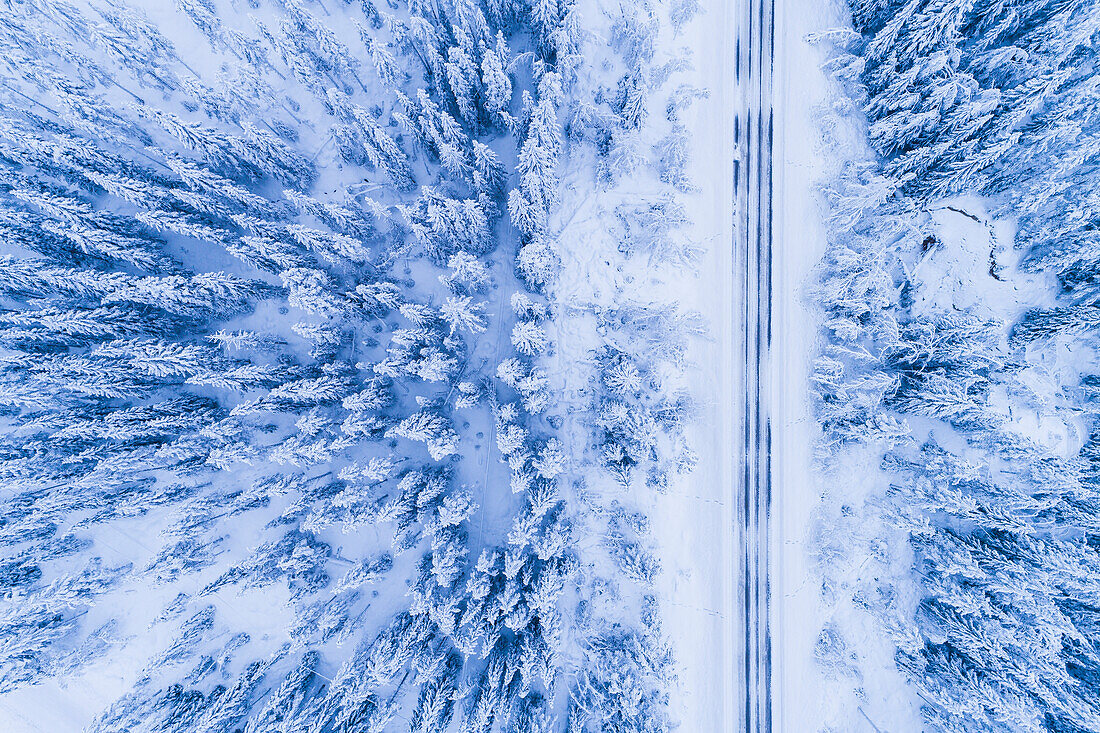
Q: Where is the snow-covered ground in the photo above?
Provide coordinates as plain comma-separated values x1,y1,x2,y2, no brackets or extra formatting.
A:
541,1,849,728
773,2,924,728
544,0,739,726
772,1,925,730
772,0,835,729
650,1,737,729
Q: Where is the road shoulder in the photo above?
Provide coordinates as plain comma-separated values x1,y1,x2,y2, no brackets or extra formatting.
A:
649,0,737,730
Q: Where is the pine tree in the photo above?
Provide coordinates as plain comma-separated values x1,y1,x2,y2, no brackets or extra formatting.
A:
481,33,514,123
387,409,460,461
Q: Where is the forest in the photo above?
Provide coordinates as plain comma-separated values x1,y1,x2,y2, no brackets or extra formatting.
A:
812,0,1100,730
0,0,700,731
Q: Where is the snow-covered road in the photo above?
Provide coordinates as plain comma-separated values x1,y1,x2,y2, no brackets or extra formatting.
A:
733,0,775,729
655,0,776,728
728,0,829,729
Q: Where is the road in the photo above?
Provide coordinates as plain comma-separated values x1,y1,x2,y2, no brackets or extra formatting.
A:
734,0,775,730
566,0,785,729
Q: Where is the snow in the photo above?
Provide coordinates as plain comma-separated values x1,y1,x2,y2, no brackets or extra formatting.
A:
910,198,1050,323
772,0,833,727
9,0,1093,729
536,0,742,727
650,1,737,730
774,1,920,730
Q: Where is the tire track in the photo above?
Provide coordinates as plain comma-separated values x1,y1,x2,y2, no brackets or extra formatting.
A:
735,0,774,729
